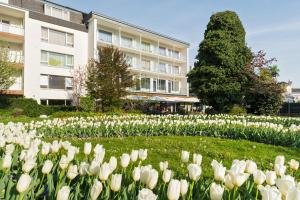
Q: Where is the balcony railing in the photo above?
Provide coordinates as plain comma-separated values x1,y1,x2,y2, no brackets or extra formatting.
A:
0,22,24,36
7,51,24,64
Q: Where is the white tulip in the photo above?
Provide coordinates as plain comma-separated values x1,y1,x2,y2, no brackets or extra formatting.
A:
120,153,130,168
130,150,139,162
274,164,286,177
258,185,281,200
181,151,189,163
289,159,299,171
224,174,234,190
159,161,168,171
138,188,157,200
180,179,189,196
132,166,141,181
110,174,122,192
276,175,295,196
228,171,250,187
99,162,111,181
89,160,100,176
67,164,78,180
211,160,226,182
22,159,36,173
59,155,70,170
140,165,153,184
286,187,300,200
2,154,12,170
193,154,202,166
139,149,148,161
90,180,103,200
41,142,51,155
210,182,224,200
163,169,172,183
187,164,201,181
167,179,181,200
5,144,15,155
265,171,277,185
16,174,32,193
109,156,117,172
51,141,61,153
245,160,257,174
57,186,70,200
79,162,89,175
275,155,285,165
84,142,92,155
147,169,159,189
42,160,53,174
253,170,266,185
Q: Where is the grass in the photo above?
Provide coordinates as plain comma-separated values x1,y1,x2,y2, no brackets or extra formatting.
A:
48,136,300,178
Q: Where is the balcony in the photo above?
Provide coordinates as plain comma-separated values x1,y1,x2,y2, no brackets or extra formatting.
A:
0,22,24,42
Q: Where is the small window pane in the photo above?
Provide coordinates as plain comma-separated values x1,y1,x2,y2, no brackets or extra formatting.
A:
41,27,48,41
49,29,66,46
45,5,51,15
41,51,48,63
158,79,166,91
141,59,150,71
52,7,63,19
141,42,150,52
65,77,72,90
99,30,112,43
49,75,65,89
141,78,150,90
67,33,74,47
158,63,166,73
40,75,48,88
66,55,73,67
48,52,65,67
159,47,166,56
122,36,132,48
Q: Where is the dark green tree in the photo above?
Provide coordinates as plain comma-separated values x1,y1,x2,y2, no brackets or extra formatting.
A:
0,43,17,91
188,11,252,112
86,46,134,112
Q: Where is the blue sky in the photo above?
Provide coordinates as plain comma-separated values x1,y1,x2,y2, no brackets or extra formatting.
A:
53,0,300,86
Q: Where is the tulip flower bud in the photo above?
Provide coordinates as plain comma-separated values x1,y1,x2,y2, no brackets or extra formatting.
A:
274,164,286,177
266,171,277,186
90,180,103,200
120,153,130,168
147,170,158,189
258,185,281,200
180,179,188,196
289,159,299,171
132,167,141,181
2,154,12,170
138,188,157,200
138,149,147,161
59,155,70,170
16,174,32,193
187,164,201,181
67,164,78,180
99,162,111,181
275,175,295,196
193,154,202,166
275,156,285,166
167,179,181,200
57,186,70,200
110,174,122,192
210,182,224,200
79,162,89,175
224,174,234,190
159,161,168,171
42,160,53,174
162,169,172,183
181,151,189,163
245,160,257,174
84,142,92,155
130,150,139,162
109,156,117,172
22,159,36,173
253,170,266,185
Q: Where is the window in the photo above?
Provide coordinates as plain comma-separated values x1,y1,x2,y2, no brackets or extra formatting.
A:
41,27,74,47
65,77,73,90
153,79,157,92
141,59,150,71
99,30,112,43
172,81,180,92
40,99,47,105
44,4,70,21
141,78,150,90
41,51,74,68
0,0,9,4
126,55,133,66
40,74,73,90
141,41,151,52
158,79,166,91
159,47,167,56
172,50,180,59
172,66,180,75
122,36,132,48
40,75,49,88
49,75,65,89
158,63,166,73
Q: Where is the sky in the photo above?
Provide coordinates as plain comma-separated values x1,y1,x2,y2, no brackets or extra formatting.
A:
52,0,300,87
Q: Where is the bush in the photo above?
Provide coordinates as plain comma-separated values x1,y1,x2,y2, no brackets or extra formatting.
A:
80,97,95,112
51,111,97,118
9,98,42,117
228,105,247,115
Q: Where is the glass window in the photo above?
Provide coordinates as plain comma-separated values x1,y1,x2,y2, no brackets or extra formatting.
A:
66,55,73,67
141,41,151,52
48,99,66,106
122,36,132,48
49,29,66,46
40,99,47,105
66,33,74,47
63,11,70,21
52,7,63,19
172,81,179,92
41,51,73,68
65,77,73,90
141,59,150,71
153,79,157,92
44,4,70,21
40,75,48,88
49,75,65,89
159,47,166,56
48,52,65,67
99,30,112,43
172,66,180,75
158,63,166,73
41,27,48,41
44,5,51,15
41,51,48,63
158,79,166,91
126,55,133,66
141,77,150,90
172,50,180,59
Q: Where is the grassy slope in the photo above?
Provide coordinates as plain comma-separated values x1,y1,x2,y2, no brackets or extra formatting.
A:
50,136,300,177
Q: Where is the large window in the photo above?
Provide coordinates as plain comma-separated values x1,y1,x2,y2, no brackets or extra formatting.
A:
172,81,180,92
159,46,167,56
40,74,73,90
44,4,70,21
172,66,180,75
141,59,151,71
126,55,133,67
41,27,74,47
141,41,151,52
141,77,150,90
158,79,166,91
41,50,74,68
121,36,133,48
158,63,167,73
99,30,112,43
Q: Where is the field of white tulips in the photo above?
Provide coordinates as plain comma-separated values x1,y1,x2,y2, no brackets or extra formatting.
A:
14,114,300,147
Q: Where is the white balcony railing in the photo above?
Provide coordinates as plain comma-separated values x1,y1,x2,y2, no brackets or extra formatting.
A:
7,51,24,64
0,22,24,36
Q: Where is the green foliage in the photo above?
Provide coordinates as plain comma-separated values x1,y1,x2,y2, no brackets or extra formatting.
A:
0,44,17,90
9,98,42,117
79,96,95,112
228,105,247,115
188,11,252,113
86,46,134,112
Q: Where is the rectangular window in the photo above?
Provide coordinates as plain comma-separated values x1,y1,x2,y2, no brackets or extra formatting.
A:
172,81,179,92
41,50,74,68
49,75,65,89
99,30,112,43
141,77,150,90
126,55,133,66
122,36,132,48
158,79,166,91
172,50,180,59
172,66,180,75
158,63,167,73
40,74,72,90
44,4,70,21
141,41,151,52
153,79,157,92
159,47,167,56
40,75,48,88
41,27,74,47
65,77,73,90
141,59,150,71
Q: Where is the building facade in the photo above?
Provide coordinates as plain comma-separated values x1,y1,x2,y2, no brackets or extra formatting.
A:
0,0,196,106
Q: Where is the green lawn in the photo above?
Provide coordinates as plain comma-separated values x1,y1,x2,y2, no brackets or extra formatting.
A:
48,136,300,178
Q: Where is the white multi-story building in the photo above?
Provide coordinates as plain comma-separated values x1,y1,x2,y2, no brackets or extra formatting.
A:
0,0,197,106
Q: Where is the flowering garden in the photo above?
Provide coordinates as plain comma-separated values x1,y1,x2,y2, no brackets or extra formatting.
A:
1,114,300,199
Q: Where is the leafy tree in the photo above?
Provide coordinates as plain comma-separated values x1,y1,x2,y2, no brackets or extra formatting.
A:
86,46,134,112
0,43,16,91
72,65,87,111
188,11,252,112
243,51,284,115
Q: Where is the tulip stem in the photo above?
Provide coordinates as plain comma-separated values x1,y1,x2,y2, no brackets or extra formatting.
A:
188,181,194,200
233,187,237,200
37,174,45,192
255,187,259,200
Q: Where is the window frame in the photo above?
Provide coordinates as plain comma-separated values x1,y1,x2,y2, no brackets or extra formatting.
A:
41,50,74,68
98,30,113,43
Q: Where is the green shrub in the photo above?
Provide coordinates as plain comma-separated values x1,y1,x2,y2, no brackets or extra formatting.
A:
80,97,95,112
9,98,42,117
51,111,97,118
228,105,247,115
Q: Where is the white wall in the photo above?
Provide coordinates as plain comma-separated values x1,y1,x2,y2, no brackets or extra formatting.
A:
24,17,88,102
